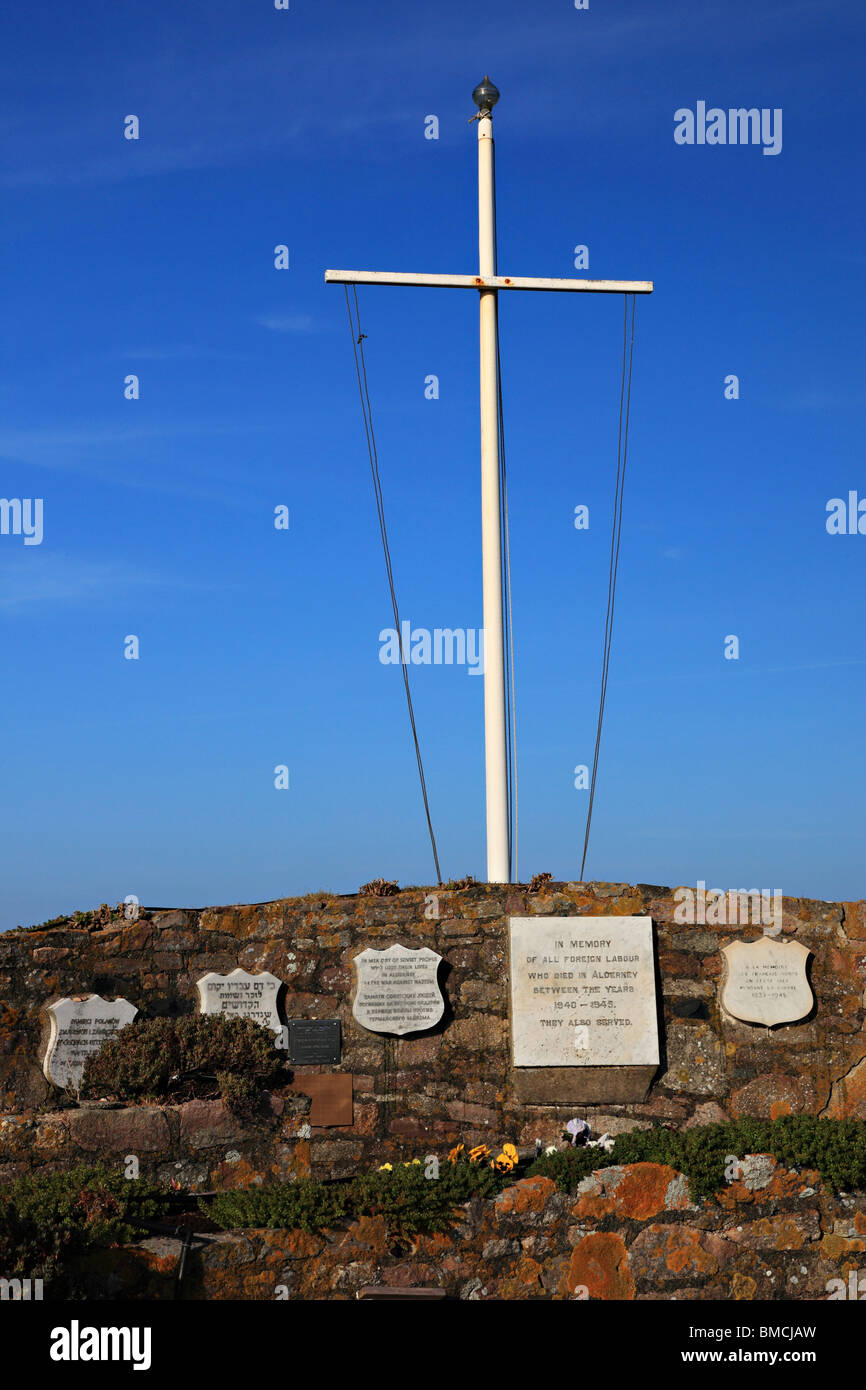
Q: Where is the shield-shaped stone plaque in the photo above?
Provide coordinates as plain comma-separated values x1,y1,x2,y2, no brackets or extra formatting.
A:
352,944,444,1036
43,994,138,1090
196,967,283,1036
720,937,813,1026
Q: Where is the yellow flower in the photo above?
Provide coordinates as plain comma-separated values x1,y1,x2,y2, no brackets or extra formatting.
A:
501,1143,519,1162
447,1144,465,1164
492,1152,516,1173
378,1163,393,1171
469,1144,490,1163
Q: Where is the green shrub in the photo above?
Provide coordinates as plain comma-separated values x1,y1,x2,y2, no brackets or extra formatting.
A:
524,1144,601,1192
205,1152,513,1238
81,1014,286,1115
526,1117,866,1202
207,1179,351,1234
0,1164,170,1289
434,1154,508,1204
349,1164,452,1237
215,1071,261,1122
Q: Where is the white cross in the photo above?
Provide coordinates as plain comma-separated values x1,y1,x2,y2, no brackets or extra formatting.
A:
326,77,653,885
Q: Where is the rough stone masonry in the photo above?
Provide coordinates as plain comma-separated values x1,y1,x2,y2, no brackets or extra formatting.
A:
0,881,864,1190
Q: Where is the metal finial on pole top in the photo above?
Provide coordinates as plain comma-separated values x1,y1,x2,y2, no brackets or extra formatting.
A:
471,76,500,116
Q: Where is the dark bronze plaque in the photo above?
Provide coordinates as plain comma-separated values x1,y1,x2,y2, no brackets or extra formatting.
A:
288,1019,341,1065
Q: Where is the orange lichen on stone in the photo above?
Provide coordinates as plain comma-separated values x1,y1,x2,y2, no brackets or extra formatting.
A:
717,1161,822,1208
821,1232,866,1260
252,1227,321,1260
726,1216,814,1251
629,1224,726,1281
415,1231,454,1259
493,1175,557,1217
730,1074,813,1120
334,1214,390,1259
572,1163,690,1222
732,1271,757,1300
516,1255,544,1287
825,1055,866,1120
566,1232,634,1300
209,1156,263,1191
843,901,866,941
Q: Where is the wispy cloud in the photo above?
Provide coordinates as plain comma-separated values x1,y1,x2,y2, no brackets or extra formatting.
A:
0,419,273,504
0,552,233,612
0,420,268,455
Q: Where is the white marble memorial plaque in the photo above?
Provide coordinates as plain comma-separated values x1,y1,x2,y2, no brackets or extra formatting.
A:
43,994,138,1090
509,916,659,1068
721,937,813,1026
196,968,282,1036
352,945,444,1036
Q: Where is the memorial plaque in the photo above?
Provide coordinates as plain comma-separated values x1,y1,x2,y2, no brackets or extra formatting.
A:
43,994,138,1091
288,1019,341,1065
196,967,282,1037
290,1073,353,1126
509,916,659,1102
352,945,444,1036
721,937,813,1026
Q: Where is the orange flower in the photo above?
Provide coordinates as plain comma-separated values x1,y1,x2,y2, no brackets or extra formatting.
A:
447,1144,465,1164
469,1144,490,1163
501,1143,519,1163
491,1152,516,1173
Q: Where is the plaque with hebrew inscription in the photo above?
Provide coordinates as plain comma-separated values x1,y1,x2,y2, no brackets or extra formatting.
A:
43,994,138,1090
196,968,282,1036
721,937,812,1026
509,916,659,1068
352,945,444,1036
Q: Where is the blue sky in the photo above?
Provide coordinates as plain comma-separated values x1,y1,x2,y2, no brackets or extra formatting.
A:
1,0,864,930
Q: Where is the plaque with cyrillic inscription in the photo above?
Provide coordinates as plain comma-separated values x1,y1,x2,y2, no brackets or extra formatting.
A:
352,945,444,1036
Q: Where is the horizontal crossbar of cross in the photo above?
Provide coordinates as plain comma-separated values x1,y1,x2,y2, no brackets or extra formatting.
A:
325,269,653,294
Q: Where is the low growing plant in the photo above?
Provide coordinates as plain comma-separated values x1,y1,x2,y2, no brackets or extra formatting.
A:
207,1179,351,1234
81,1014,286,1116
526,1116,866,1202
358,878,400,896
0,1164,170,1290
204,1146,516,1239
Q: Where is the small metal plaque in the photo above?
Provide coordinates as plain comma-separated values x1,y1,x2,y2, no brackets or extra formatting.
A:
291,1073,353,1127
288,1019,341,1065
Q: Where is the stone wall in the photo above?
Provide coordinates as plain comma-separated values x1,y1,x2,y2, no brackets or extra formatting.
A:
1,882,865,1187
70,1160,866,1301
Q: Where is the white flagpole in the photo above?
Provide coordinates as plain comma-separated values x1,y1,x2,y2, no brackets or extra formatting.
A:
325,78,652,885
474,77,511,884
